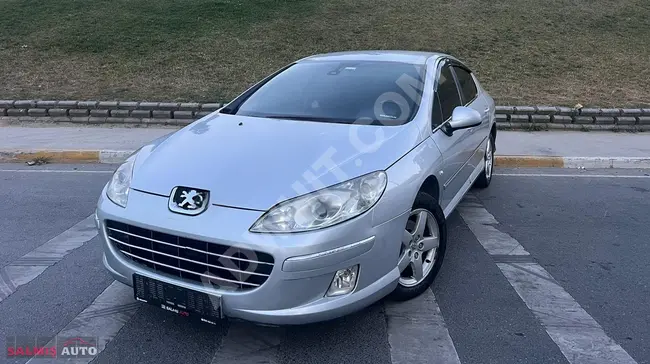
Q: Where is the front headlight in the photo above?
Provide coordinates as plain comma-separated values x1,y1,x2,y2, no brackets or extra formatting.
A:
250,171,387,233
106,155,136,208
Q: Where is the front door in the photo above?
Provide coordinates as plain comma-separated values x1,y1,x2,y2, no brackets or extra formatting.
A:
430,63,474,211
451,66,490,174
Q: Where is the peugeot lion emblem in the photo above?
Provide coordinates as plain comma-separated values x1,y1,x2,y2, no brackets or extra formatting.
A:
169,187,210,216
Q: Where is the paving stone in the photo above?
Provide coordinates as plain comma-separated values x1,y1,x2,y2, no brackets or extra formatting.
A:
118,101,139,110
158,102,180,111
179,102,200,111
130,110,152,118
77,101,99,109
579,108,601,116
614,116,637,125
27,108,48,117
98,101,119,109
69,109,90,117
573,116,594,124
7,108,27,116
36,100,58,108
201,103,222,111
152,110,173,119
599,108,621,116
90,109,110,117
556,107,576,115
195,111,212,119
620,108,643,116
14,100,37,108
57,100,79,108
173,110,195,119
0,100,14,108
509,114,530,122
535,106,558,115
594,116,615,124
88,117,108,124
138,102,160,110
531,114,551,122
513,106,536,114
48,108,68,117
110,109,130,118
638,116,650,125
551,115,572,123
495,106,514,114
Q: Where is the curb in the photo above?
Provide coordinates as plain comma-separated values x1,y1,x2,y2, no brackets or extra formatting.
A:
495,156,650,169
0,150,133,164
2,150,650,169
1,100,649,130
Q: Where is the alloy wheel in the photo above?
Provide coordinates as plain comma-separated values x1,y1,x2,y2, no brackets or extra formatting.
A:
485,137,493,179
398,209,440,287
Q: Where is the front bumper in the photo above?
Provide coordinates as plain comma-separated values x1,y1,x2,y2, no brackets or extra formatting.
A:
97,188,408,325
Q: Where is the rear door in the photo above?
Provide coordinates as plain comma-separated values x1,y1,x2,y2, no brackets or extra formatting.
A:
430,61,474,210
451,65,490,174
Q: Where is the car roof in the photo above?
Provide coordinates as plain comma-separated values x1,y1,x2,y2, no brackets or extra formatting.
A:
297,50,450,66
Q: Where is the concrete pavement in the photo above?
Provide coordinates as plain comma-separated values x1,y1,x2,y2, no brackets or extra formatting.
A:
0,125,649,167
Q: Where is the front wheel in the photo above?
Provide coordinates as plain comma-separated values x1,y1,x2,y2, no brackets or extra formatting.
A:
389,191,447,301
474,133,495,189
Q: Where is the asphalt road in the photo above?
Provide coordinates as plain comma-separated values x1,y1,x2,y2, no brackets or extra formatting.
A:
0,164,649,364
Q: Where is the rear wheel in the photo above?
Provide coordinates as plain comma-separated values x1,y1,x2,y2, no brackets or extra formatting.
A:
390,191,447,301
474,133,494,188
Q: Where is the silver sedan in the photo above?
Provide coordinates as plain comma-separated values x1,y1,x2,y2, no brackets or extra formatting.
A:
96,50,496,325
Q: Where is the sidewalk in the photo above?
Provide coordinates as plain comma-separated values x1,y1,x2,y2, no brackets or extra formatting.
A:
1,125,649,167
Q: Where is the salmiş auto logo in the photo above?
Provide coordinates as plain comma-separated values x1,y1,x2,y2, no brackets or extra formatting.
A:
6,336,99,359
58,337,99,358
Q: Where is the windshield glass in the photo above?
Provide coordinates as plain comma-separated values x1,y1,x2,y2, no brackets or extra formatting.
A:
232,60,425,125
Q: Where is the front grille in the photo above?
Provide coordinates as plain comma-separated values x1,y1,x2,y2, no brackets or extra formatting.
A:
105,220,274,291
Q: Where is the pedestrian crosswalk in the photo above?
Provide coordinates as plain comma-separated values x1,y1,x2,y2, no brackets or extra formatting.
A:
0,195,642,364
0,216,97,304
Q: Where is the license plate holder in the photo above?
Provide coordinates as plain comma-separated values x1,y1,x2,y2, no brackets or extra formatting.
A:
133,274,222,324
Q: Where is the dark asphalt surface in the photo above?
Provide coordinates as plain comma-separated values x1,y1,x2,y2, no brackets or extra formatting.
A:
0,164,648,364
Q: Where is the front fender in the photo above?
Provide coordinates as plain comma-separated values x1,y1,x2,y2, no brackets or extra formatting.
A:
371,137,443,227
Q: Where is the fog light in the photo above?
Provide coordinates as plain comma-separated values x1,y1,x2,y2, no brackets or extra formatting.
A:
326,265,359,297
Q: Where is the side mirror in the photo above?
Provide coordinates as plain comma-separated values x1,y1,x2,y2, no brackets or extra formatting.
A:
444,106,482,136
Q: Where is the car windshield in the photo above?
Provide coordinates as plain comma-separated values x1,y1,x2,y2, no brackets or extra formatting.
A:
231,60,425,125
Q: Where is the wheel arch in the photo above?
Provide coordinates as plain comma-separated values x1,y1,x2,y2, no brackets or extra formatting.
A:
418,175,440,202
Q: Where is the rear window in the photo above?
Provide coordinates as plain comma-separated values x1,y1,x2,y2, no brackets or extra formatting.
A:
452,66,478,104
231,61,425,125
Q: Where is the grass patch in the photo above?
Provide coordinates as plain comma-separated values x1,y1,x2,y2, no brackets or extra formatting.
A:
1,0,649,106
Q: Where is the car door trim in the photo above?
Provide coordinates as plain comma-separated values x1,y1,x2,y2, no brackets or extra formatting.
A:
441,135,487,189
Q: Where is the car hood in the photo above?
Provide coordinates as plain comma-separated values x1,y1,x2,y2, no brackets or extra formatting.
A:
130,113,420,211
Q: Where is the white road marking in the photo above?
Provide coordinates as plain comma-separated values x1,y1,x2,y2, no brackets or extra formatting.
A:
26,281,139,364
385,289,461,364
459,197,638,364
0,215,97,303
211,323,284,364
0,169,113,173
495,173,650,178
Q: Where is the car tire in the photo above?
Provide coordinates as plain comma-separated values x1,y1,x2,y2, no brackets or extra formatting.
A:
389,191,447,301
473,133,495,189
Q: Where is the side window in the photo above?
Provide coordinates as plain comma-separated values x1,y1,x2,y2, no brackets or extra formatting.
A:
452,66,478,104
437,65,462,121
